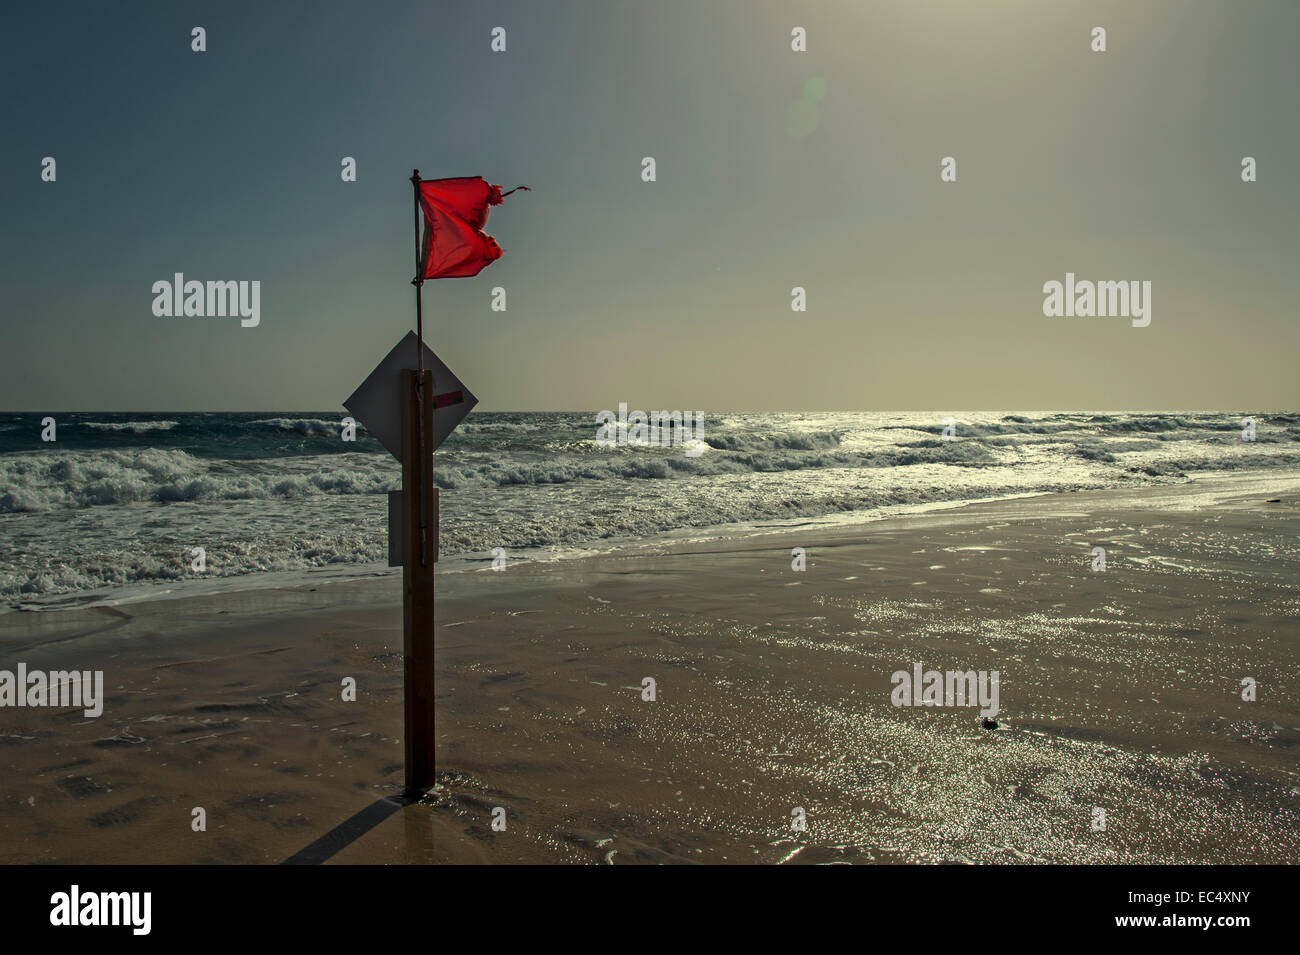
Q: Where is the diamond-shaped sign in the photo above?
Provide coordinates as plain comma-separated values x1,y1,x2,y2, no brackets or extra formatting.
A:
343,331,478,460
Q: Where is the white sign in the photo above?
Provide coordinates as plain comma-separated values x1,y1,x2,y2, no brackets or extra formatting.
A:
343,331,478,460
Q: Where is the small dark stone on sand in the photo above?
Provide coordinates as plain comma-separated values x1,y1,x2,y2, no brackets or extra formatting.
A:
981,718,999,730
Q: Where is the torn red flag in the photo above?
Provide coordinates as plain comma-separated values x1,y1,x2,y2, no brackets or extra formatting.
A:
416,176,528,280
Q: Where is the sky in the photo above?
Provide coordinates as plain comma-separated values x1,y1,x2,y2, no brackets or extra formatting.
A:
2,0,1297,412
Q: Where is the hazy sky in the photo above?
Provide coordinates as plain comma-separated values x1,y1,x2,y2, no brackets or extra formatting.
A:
2,0,1296,412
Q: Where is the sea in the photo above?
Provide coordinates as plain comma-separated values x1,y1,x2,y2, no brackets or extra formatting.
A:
2,410,1297,608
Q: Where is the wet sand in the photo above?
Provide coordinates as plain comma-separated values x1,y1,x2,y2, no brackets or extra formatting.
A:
2,474,1298,864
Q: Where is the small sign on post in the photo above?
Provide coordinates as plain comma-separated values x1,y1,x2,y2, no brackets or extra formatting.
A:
387,488,440,567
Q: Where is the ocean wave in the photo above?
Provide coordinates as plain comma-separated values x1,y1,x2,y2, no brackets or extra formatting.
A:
704,429,843,451
1123,451,1300,477
5,412,1298,513
898,414,1299,440
82,420,179,433
5,535,387,598
251,417,352,437
458,421,543,434
431,440,1002,489
0,449,394,513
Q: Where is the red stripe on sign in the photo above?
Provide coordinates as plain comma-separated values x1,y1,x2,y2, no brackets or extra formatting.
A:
433,390,464,409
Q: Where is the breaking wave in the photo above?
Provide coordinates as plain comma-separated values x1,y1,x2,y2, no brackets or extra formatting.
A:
0,449,393,513
250,417,349,437
82,420,179,433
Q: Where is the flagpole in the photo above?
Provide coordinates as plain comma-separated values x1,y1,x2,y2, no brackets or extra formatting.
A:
410,170,425,379
404,168,435,794
409,169,430,572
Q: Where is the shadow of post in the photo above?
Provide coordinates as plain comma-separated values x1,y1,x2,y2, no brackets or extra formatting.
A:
282,792,426,865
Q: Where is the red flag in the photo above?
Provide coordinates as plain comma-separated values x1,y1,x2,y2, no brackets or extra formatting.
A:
416,176,527,280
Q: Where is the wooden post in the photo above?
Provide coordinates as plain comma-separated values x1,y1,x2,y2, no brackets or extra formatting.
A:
401,367,436,794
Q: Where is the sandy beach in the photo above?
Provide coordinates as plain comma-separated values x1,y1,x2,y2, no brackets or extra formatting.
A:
2,472,1297,865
